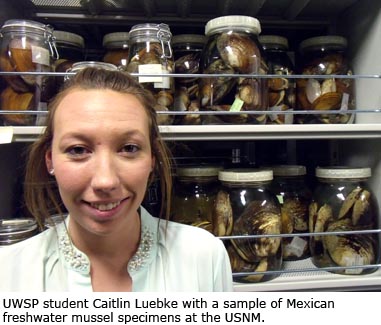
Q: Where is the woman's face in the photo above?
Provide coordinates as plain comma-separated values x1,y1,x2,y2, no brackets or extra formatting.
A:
45,89,155,236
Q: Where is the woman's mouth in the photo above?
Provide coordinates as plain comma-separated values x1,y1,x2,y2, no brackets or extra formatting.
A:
90,200,123,211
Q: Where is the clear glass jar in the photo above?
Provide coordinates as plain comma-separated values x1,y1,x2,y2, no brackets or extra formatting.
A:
172,34,206,125
53,30,85,91
217,169,282,283
102,32,129,69
270,165,312,261
127,23,175,125
171,166,222,233
65,61,118,81
297,35,355,124
0,219,39,246
0,19,58,126
200,15,268,125
259,35,295,124
310,167,379,275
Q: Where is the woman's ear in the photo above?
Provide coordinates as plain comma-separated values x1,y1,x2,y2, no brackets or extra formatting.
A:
45,149,54,175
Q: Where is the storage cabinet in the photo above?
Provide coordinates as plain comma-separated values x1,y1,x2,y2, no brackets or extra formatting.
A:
1,0,381,291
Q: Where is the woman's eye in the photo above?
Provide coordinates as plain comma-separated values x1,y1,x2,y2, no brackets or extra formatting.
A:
121,144,139,153
66,146,89,156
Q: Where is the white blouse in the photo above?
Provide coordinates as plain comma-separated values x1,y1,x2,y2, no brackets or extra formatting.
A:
0,207,233,292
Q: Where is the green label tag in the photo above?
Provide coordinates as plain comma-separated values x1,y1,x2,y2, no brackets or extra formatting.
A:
276,195,284,204
230,98,244,112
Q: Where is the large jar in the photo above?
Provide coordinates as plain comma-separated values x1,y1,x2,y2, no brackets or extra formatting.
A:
216,169,282,283
310,167,379,275
53,30,85,91
127,23,175,125
296,35,355,124
0,219,38,246
200,15,268,124
172,34,206,125
0,19,57,126
270,165,312,261
259,35,295,124
102,32,129,69
171,166,221,233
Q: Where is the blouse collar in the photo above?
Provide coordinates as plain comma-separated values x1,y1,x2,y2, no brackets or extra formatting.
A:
56,207,159,275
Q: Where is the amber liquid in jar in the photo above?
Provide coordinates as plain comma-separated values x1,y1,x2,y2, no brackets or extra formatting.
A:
171,166,221,233
216,169,282,283
269,165,312,261
200,15,268,125
0,19,57,126
310,167,380,275
296,35,355,124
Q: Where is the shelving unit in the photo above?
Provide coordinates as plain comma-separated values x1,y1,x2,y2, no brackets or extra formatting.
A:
1,0,381,291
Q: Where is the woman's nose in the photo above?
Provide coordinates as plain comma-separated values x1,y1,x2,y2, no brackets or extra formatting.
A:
90,154,120,192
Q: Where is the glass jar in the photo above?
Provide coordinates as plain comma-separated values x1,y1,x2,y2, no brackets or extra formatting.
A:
127,23,175,125
297,35,355,124
102,32,129,69
310,167,380,275
0,19,58,126
172,34,206,125
65,61,118,81
217,169,282,283
53,30,85,91
270,165,312,261
171,166,221,233
259,35,295,124
0,219,39,246
200,15,268,125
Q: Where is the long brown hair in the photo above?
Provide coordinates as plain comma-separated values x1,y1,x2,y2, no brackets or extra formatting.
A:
24,67,173,229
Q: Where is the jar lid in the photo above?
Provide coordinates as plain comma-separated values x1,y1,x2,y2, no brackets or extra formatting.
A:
299,35,347,52
219,169,273,182
69,61,118,73
129,23,172,41
316,167,371,179
171,34,207,46
205,15,261,36
0,218,37,234
259,35,289,50
177,166,222,177
53,30,85,48
102,32,130,48
270,165,306,176
1,19,53,35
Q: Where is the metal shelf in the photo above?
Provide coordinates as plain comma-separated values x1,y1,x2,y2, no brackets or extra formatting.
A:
3,124,381,143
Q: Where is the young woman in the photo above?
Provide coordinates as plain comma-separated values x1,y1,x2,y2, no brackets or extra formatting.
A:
0,68,233,291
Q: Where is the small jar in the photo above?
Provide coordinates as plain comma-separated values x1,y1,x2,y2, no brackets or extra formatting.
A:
310,167,379,275
172,34,206,125
217,169,282,283
0,19,58,126
270,165,312,261
259,35,295,124
127,23,175,125
171,166,221,233
0,219,39,246
200,15,268,124
297,35,355,124
53,30,85,91
65,61,118,81
102,32,129,69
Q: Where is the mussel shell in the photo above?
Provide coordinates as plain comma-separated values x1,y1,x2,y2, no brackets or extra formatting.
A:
216,32,261,74
231,200,281,262
0,86,35,125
